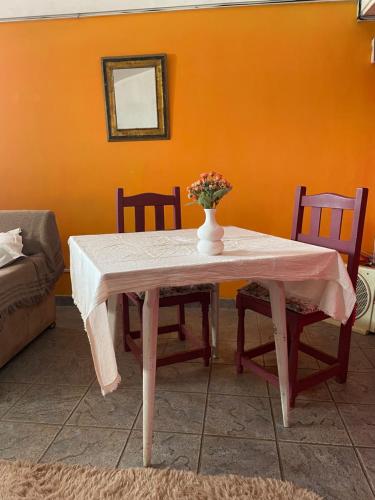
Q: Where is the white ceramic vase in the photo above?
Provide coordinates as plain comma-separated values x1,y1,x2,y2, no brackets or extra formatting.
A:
197,208,224,256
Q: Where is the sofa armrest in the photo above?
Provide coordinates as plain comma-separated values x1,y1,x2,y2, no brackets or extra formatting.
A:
0,210,64,276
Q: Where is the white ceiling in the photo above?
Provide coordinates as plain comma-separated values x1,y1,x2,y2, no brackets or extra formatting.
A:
0,0,340,21
0,1,265,19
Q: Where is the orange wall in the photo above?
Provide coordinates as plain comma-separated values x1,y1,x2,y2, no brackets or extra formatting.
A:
0,1,374,296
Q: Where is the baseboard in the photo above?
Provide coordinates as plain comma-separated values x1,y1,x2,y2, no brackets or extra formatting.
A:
55,295,235,308
56,295,74,306
217,298,235,308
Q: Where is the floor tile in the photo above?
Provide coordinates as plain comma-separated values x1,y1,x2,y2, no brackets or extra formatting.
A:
200,435,280,478
212,342,236,365
338,404,375,447
116,338,169,358
256,314,274,330
243,332,264,348
328,372,375,404
26,330,91,358
67,386,141,429
115,354,143,390
155,363,209,393
306,322,340,347
157,341,169,357
260,326,311,344
209,364,268,397
135,391,206,434
362,348,375,368
0,349,51,384
352,332,375,349
41,427,129,467
357,447,375,492
259,326,276,344
0,304,367,497
160,323,260,366
49,323,84,338
119,430,200,471
37,354,96,386
346,347,374,372
41,426,128,467
316,346,374,372
161,338,204,362
151,310,210,351
0,383,31,418
204,394,274,440
280,442,373,500
0,421,60,461
257,314,311,341
56,306,85,331
158,306,180,326
300,328,312,343
268,369,332,402
4,385,86,424
264,351,319,369
272,399,350,445
212,341,262,365
215,310,260,344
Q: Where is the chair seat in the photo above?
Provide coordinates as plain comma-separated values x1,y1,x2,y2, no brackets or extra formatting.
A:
238,282,319,315
137,283,214,301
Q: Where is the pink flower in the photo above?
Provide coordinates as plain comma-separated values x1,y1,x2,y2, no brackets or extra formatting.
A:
186,171,232,208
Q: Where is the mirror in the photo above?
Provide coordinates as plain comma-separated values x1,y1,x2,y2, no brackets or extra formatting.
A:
102,54,169,141
358,0,375,19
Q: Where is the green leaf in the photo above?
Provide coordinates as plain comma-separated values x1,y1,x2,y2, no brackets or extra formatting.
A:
198,192,211,209
212,188,230,201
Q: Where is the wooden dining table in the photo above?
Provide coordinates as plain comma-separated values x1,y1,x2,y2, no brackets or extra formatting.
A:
69,226,356,466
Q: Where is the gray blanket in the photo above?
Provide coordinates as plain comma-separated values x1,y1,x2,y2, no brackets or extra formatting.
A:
0,211,64,330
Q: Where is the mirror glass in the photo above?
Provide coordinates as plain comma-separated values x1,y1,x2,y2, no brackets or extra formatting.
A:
102,54,169,142
113,67,158,130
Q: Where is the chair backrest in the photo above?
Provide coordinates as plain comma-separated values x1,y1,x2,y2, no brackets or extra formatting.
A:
116,187,182,233
291,186,368,286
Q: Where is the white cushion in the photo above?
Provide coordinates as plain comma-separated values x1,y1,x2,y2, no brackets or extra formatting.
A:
0,228,24,268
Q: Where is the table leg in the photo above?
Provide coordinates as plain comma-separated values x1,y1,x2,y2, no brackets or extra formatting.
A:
265,280,290,428
210,283,219,358
142,288,160,467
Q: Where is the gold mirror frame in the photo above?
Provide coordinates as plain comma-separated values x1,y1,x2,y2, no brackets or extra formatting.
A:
102,54,169,141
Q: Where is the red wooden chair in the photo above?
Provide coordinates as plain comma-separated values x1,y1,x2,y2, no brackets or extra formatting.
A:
236,186,368,406
117,186,211,368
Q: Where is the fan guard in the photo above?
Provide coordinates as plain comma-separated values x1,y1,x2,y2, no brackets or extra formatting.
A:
356,274,371,319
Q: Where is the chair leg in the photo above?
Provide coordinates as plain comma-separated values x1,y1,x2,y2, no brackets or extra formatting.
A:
336,316,353,383
288,325,301,408
202,301,210,367
236,305,245,374
287,328,292,355
122,294,131,352
178,304,186,341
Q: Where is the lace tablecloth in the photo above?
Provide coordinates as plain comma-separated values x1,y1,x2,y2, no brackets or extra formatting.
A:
69,226,356,393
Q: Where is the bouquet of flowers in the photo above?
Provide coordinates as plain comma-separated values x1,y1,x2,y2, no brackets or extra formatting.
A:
187,171,232,209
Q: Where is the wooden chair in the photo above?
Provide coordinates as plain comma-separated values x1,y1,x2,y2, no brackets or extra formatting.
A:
236,186,368,406
117,186,212,368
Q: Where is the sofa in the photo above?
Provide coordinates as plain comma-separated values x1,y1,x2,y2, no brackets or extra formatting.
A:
0,211,64,368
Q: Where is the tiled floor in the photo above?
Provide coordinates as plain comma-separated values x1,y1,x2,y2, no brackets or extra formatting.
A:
0,305,375,499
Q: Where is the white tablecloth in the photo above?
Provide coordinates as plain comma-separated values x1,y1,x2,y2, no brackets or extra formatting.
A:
68,227,356,394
